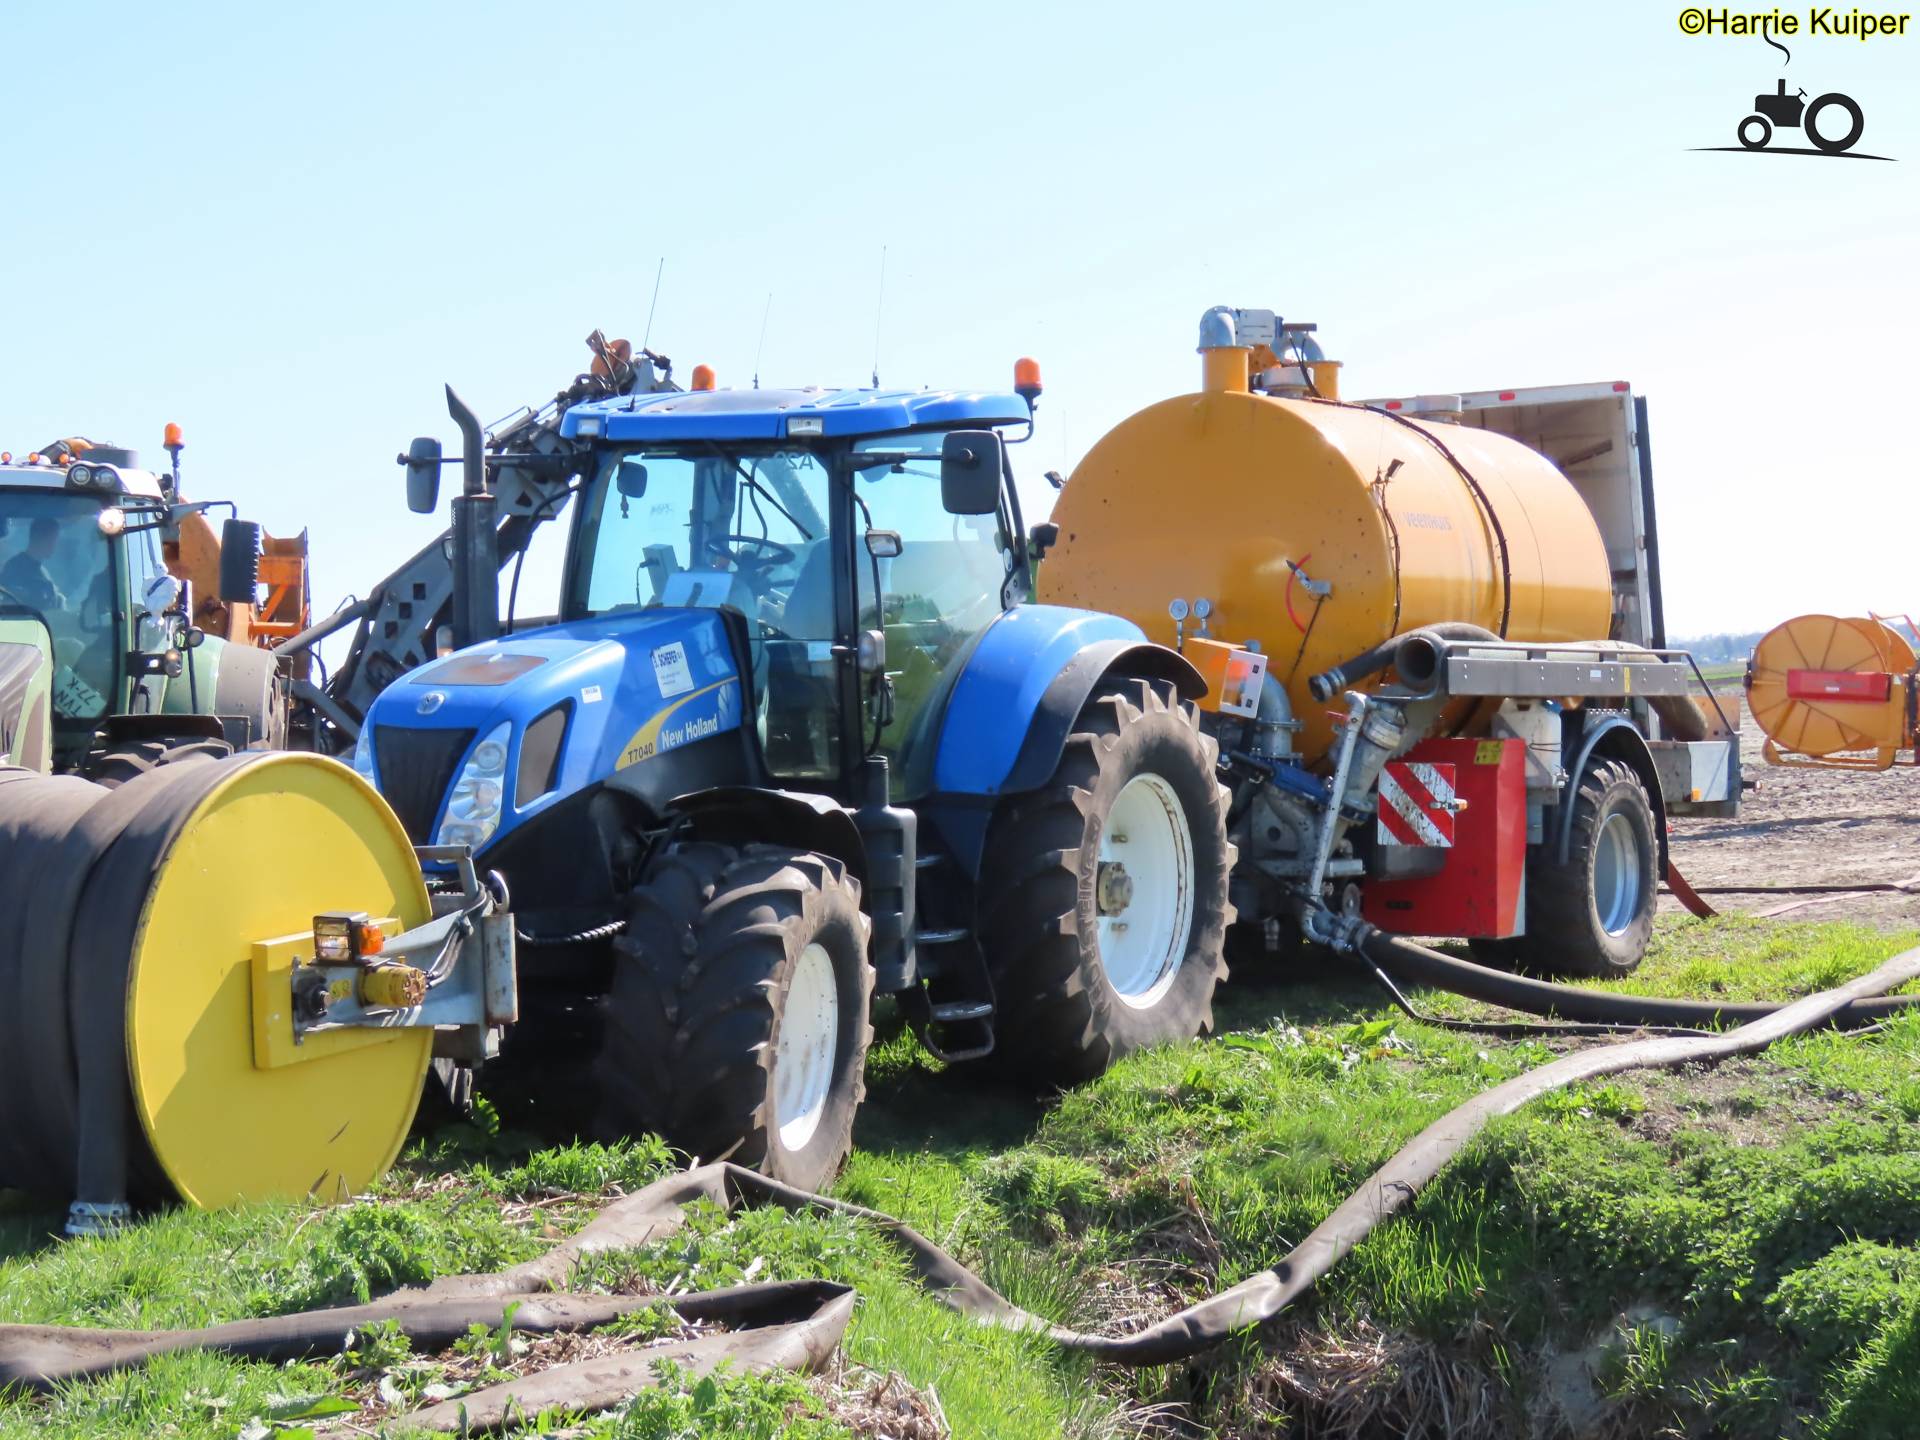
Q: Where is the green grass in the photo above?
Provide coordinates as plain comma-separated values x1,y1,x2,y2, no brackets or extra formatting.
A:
6,915,1920,1436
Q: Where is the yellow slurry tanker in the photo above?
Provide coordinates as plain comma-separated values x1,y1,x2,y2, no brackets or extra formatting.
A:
1039,306,1739,975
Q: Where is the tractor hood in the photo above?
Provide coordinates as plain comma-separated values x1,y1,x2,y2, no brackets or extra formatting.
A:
359,608,745,855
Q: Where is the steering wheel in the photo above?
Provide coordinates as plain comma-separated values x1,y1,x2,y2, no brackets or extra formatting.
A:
704,534,797,569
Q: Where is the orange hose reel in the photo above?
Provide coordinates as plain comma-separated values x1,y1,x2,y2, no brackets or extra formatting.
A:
1746,614,1918,770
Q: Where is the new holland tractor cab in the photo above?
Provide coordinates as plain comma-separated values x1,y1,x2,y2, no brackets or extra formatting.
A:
0,435,283,781
360,360,1234,1189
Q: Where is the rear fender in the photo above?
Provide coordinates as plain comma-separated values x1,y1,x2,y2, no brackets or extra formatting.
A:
923,606,1206,880
931,605,1205,799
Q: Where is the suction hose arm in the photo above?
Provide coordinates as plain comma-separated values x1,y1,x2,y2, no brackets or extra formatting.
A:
1308,623,1500,702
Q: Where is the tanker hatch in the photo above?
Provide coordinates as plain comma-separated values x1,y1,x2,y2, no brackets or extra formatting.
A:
1194,306,1341,399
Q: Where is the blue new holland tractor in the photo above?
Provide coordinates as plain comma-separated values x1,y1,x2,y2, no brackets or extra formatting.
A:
353,345,1232,1190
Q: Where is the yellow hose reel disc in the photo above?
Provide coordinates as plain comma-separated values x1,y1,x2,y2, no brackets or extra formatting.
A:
123,753,433,1208
1747,614,1915,762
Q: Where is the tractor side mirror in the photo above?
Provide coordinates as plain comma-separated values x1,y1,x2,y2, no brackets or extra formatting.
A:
218,519,263,604
616,459,650,499
940,430,1003,516
404,436,443,514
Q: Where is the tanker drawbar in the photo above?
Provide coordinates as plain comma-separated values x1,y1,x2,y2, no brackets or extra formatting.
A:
1039,305,1741,976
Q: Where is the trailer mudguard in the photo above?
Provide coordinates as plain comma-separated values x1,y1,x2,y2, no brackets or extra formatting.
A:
930,605,1205,798
1557,714,1669,871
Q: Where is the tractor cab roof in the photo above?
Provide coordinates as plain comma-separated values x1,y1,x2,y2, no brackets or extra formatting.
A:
558,385,1032,444
0,461,166,499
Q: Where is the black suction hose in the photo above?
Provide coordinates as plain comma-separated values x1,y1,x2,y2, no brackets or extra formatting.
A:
1308,622,1499,702
1360,929,1920,1029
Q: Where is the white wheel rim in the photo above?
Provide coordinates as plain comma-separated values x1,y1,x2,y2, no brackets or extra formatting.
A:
1096,772,1196,1009
1593,812,1643,936
773,943,839,1152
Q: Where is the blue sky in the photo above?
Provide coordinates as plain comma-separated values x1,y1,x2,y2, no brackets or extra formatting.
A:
3,1,1914,638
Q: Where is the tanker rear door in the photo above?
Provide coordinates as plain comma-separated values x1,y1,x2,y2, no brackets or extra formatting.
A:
1449,383,1662,651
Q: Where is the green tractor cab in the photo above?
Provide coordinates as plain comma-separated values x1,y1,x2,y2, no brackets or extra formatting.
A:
0,443,281,780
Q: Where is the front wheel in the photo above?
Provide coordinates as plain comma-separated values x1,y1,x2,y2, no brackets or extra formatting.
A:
980,676,1234,1085
1738,114,1772,149
595,842,873,1193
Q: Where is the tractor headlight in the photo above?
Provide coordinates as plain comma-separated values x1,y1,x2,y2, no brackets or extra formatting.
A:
437,721,511,852
350,726,376,782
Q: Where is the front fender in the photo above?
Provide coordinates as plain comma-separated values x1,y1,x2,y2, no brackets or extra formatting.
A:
931,605,1205,798
670,785,868,886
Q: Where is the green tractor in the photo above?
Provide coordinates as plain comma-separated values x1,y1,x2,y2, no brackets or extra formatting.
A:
0,436,285,781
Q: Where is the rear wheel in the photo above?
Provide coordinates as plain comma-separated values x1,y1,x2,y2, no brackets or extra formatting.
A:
595,842,872,1193
1510,757,1657,979
980,677,1234,1085
1806,93,1864,154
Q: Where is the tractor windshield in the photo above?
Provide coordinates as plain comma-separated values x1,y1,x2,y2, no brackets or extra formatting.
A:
571,444,849,779
571,445,834,636
0,489,121,726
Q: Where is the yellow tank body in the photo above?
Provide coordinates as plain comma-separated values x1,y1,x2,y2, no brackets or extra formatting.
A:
1038,359,1613,766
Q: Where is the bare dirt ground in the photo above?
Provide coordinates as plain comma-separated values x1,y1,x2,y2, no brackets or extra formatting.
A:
1665,714,1920,928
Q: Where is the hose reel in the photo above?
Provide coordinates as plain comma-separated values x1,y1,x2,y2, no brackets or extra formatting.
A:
0,753,513,1230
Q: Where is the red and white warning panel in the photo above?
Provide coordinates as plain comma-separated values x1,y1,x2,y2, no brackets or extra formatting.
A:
1377,761,1457,848
1364,738,1526,939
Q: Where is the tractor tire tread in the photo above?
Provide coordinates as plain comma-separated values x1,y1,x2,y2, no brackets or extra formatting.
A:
979,677,1234,1087
596,840,872,1191
82,737,234,789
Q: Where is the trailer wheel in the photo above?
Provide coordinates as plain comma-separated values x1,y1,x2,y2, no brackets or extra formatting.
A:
82,736,234,789
980,677,1234,1085
1519,757,1657,979
595,842,872,1194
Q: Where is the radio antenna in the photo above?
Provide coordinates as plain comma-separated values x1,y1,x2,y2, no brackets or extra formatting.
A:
753,293,772,390
642,258,665,349
869,245,887,390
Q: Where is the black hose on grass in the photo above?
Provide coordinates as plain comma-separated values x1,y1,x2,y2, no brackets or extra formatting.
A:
1351,944,1714,1039
1359,929,1920,1030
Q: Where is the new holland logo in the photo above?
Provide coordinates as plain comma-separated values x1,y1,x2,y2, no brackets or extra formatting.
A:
614,677,739,771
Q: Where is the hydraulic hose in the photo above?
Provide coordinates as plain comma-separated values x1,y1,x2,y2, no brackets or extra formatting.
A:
1308,622,1499,702
1359,928,1920,1029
